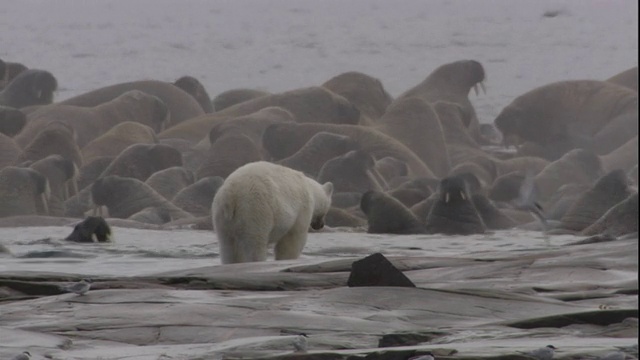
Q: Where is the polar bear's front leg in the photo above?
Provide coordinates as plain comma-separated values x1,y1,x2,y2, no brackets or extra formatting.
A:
274,221,309,260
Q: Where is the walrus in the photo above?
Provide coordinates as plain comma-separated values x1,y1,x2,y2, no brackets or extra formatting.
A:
145,166,195,201
99,143,183,182
330,191,363,209
128,207,173,225
65,216,112,243
432,101,497,170
318,150,386,193
600,135,638,173
196,133,263,180
590,111,638,155
387,177,437,208
557,170,634,232
360,190,427,234
28,154,78,216
172,176,224,217
204,106,295,153
581,193,638,237
277,132,359,178
0,132,21,168
76,156,114,191
0,61,28,89
19,121,84,168
470,194,517,230
211,88,270,112
0,69,57,109
386,187,432,209
261,122,436,178
0,105,26,137
16,90,170,148
173,75,214,113
543,183,591,221
534,149,604,202
494,80,638,159
60,79,205,127
321,71,393,123
374,157,408,185
424,175,486,235
325,206,367,228
159,86,360,145
398,60,488,144
606,66,638,91
159,105,295,145
374,97,450,177
81,121,158,164
91,175,193,220
0,166,50,218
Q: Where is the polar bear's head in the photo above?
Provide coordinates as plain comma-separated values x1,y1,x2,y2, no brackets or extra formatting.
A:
310,181,334,230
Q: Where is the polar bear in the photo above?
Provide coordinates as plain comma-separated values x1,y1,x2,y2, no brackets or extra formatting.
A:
212,161,333,264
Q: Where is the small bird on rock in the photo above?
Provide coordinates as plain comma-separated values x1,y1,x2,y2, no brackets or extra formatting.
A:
292,333,308,352
60,278,92,295
11,351,31,360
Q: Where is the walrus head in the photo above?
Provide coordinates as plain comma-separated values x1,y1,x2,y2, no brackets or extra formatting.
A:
174,75,214,113
437,175,472,204
65,216,112,243
494,105,524,147
0,105,26,137
431,60,486,96
2,69,57,108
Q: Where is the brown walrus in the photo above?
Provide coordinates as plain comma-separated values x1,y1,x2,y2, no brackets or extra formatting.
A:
558,170,634,232
318,150,386,193
81,121,158,164
360,190,427,235
398,60,488,144
581,193,638,237
19,121,84,168
91,175,193,220
17,90,169,148
60,79,205,127
0,166,50,218
494,80,638,159
606,66,638,91
322,71,393,123
424,175,486,235
374,97,450,177
277,132,358,178
261,122,436,178
99,143,183,182
0,69,57,109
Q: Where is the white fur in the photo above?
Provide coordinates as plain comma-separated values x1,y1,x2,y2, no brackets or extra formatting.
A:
212,161,333,264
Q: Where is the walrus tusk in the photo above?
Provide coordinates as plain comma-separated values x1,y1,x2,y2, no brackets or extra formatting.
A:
480,81,487,94
445,192,450,203
473,84,479,96
460,191,467,200
370,168,390,191
366,170,385,192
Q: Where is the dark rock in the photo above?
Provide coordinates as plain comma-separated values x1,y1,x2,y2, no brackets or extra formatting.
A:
505,309,639,329
347,253,415,288
377,332,442,348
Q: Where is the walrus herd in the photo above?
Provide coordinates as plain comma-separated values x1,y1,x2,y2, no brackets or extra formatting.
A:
0,57,637,242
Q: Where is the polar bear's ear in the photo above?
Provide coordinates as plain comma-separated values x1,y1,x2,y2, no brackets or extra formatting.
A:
322,182,334,197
